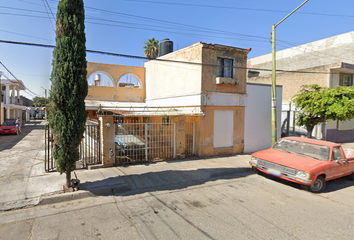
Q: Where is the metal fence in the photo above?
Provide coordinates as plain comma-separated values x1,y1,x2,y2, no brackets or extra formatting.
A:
45,121,101,172
114,121,195,165
185,122,195,156
45,124,55,172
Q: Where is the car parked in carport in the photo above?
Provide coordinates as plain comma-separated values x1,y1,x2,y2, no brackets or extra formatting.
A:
250,137,354,193
0,120,17,135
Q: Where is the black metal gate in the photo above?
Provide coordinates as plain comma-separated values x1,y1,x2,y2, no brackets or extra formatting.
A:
45,123,101,172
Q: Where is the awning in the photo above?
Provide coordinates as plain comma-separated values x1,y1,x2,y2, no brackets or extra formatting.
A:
98,106,204,117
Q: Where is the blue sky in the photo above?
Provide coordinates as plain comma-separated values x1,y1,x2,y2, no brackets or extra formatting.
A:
0,0,353,99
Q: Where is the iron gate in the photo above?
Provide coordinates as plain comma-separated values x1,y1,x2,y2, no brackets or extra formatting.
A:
45,123,101,172
114,122,195,165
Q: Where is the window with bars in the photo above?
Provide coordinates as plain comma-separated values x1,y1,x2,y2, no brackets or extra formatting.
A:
217,58,234,78
162,116,170,125
339,74,353,86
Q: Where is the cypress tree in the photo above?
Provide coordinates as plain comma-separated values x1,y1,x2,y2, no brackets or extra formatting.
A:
49,0,88,188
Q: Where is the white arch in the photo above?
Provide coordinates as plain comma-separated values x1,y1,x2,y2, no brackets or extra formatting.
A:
117,73,142,88
87,71,114,87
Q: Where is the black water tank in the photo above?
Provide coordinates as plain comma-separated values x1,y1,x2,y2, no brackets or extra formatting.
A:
158,39,173,57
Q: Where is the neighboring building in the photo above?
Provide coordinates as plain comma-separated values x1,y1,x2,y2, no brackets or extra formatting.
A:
247,31,354,142
20,96,34,107
0,79,26,124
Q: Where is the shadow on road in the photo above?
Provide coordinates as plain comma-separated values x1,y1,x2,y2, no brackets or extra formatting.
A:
79,167,253,197
258,171,354,193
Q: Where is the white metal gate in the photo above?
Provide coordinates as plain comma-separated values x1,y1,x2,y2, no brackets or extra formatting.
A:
114,121,195,164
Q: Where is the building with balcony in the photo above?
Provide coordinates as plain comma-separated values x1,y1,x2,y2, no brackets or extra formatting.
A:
0,79,26,124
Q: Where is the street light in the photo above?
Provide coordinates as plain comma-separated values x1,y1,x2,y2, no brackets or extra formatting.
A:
271,0,309,144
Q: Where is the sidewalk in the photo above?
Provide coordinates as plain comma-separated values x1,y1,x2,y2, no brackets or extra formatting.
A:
0,120,253,211
40,154,253,206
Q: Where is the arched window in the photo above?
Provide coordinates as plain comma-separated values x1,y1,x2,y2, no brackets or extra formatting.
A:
117,74,142,88
87,72,114,87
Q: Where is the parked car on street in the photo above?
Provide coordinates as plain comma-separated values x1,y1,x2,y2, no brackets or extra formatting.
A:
115,125,146,160
0,120,17,135
250,137,354,193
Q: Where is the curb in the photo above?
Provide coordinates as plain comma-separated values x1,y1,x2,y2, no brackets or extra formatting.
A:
38,183,131,206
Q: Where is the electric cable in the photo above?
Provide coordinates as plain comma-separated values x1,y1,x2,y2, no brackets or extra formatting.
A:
0,39,346,76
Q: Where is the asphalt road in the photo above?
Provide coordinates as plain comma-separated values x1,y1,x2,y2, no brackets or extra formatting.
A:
0,170,353,240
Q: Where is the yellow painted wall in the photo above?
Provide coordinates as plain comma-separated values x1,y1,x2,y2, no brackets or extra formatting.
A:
197,106,244,156
201,45,248,94
86,62,146,102
87,110,98,120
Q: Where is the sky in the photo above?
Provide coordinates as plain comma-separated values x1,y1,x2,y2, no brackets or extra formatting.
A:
0,0,354,99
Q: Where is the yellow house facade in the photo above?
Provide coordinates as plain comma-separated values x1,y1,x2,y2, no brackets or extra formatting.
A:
85,42,251,162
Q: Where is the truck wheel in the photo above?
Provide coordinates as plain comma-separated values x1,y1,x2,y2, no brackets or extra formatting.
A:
305,176,326,193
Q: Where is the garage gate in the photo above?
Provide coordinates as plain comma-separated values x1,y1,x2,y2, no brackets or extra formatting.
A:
114,122,195,165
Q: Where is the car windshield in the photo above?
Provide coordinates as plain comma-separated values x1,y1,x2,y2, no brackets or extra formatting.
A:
116,125,130,135
3,121,15,126
272,139,330,161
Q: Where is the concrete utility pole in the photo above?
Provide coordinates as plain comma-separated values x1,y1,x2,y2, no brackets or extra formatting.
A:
271,0,309,144
41,86,47,119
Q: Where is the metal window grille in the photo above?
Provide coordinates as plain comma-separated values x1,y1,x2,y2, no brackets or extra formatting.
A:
217,57,234,78
185,122,195,156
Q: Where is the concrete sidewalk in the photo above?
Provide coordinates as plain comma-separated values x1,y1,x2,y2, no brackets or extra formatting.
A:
0,120,253,211
40,154,253,206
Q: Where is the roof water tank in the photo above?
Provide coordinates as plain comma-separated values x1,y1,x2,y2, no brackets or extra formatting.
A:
158,39,173,57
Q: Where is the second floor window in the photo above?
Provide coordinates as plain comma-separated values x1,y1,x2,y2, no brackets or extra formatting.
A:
339,74,353,86
217,58,234,78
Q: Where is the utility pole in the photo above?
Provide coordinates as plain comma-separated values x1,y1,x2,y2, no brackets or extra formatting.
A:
271,0,309,144
41,86,47,119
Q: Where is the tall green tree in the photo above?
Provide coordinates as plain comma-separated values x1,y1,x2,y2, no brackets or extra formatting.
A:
292,84,354,138
32,96,46,107
143,38,159,59
49,0,88,188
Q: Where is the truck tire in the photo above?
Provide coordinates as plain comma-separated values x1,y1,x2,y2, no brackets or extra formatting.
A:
304,176,326,193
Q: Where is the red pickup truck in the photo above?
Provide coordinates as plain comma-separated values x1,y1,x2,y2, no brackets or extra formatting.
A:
250,137,354,193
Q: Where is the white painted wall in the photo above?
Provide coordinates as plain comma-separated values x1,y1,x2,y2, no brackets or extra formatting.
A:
244,83,283,153
214,110,233,148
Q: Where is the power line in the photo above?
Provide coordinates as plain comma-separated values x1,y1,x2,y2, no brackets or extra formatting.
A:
121,0,354,18
0,29,53,42
42,0,56,31
0,5,269,42
0,39,344,75
0,60,38,96
2,4,351,63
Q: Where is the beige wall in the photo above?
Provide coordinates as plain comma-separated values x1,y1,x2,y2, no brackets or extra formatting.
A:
248,65,331,102
196,106,244,156
99,116,114,167
86,62,145,102
145,44,203,100
145,43,250,100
